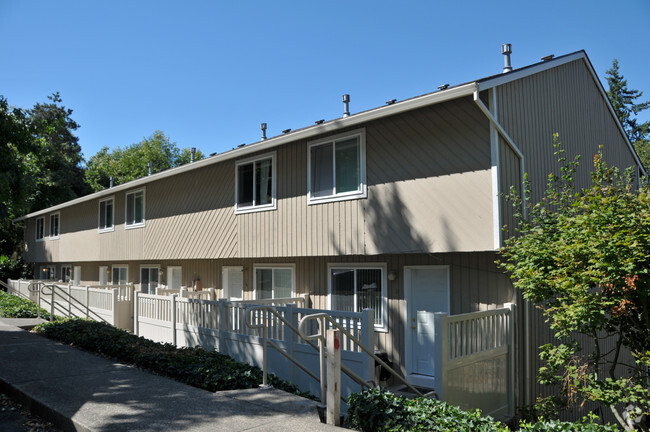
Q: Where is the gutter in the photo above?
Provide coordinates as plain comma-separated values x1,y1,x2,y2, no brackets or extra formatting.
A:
472,84,530,406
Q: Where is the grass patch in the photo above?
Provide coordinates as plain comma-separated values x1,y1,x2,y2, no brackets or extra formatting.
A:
34,318,313,397
0,291,50,319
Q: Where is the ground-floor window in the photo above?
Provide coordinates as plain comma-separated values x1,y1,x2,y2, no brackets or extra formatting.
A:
112,266,128,285
140,266,159,294
61,265,72,283
39,265,56,280
328,264,387,330
254,265,294,299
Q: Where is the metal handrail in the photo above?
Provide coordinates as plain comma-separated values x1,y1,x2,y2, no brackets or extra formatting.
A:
245,305,438,404
36,283,110,323
299,312,435,399
245,305,371,404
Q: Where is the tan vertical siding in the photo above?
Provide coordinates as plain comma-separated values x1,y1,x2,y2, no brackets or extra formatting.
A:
497,59,638,203
498,136,522,240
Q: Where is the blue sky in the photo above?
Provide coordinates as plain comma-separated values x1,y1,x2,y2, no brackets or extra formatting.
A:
1,0,649,162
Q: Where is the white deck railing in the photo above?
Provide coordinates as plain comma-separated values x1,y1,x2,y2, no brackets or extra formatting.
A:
6,280,134,331
434,303,515,418
134,292,373,401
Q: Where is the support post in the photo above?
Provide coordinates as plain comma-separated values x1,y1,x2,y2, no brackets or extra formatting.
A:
217,299,226,354
85,286,90,319
326,328,341,426
134,291,139,336
171,294,177,346
434,312,448,401
50,286,55,321
287,304,297,383
112,288,118,326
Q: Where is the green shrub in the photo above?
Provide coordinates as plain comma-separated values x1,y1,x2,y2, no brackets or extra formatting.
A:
0,291,50,319
517,418,619,431
34,318,311,397
347,388,508,432
0,255,32,283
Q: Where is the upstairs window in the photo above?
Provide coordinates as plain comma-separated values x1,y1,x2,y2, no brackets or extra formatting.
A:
126,189,145,228
308,129,366,204
235,153,276,213
49,213,60,239
98,198,114,232
35,217,45,241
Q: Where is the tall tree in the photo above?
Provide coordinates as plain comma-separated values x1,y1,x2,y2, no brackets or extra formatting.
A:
0,93,88,255
605,59,650,169
85,130,204,192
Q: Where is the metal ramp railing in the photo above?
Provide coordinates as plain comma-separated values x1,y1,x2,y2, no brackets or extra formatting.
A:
245,305,438,426
26,281,111,324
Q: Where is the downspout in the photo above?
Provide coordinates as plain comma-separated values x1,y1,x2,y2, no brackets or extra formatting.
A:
473,84,531,407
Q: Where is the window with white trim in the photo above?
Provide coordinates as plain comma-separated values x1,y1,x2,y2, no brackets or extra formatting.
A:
235,153,276,213
35,217,45,241
140,266,159,294
308,130,366,204
126,189,145,228
328,264,387,330
61,265,72,283
112,266,128,285
254,265,294,299
49,213,60,239
98,198,114,232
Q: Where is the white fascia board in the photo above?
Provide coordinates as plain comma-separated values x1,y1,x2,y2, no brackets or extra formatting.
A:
477,52,587,91
15,83,476,222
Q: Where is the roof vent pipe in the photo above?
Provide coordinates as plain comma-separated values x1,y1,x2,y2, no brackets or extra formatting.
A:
190,147,196,163
260,123,267,140
502,43,513,73
148,162,153,176
342,94,350,117
109,176,114,188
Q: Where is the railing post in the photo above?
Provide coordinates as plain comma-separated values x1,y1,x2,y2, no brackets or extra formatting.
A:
505,302,516,417
85,286,90,319
286,303,297,383
318,317,326,404
67,284,71,317
361,309,374,381
326,328,341,426
261,315,269,387
134,291,139,336
171,294,177,346
217,299,226,354
434,312,448,401
50,286,55,321
112,288,119,326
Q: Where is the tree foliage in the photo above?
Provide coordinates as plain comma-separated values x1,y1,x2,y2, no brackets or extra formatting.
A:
0,93,88,256
85,130,203,192
606,59,650,169
498,137,650,430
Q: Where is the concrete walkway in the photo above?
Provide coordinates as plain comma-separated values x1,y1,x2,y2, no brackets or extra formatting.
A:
0,318,343,432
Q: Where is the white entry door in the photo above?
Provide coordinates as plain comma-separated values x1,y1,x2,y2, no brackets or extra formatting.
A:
405,266,450,387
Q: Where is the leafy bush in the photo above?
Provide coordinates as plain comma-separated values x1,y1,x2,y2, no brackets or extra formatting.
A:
517,418,619,431
0,291,50,319
34,318,311,397
0,255,32,284
347,387,508,432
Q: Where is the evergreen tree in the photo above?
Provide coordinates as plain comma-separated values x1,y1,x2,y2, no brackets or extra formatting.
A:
605,59,650,168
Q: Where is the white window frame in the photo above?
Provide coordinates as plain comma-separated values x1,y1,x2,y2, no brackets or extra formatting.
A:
112,265,129,285
35,217,45,242
61,265,72,283
234,152,277,214
49,213,60,240
327,263,388,332
307,129,367,205
253,264,295,300
139,265,160,294
125,188,146,229
98,197,115,233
